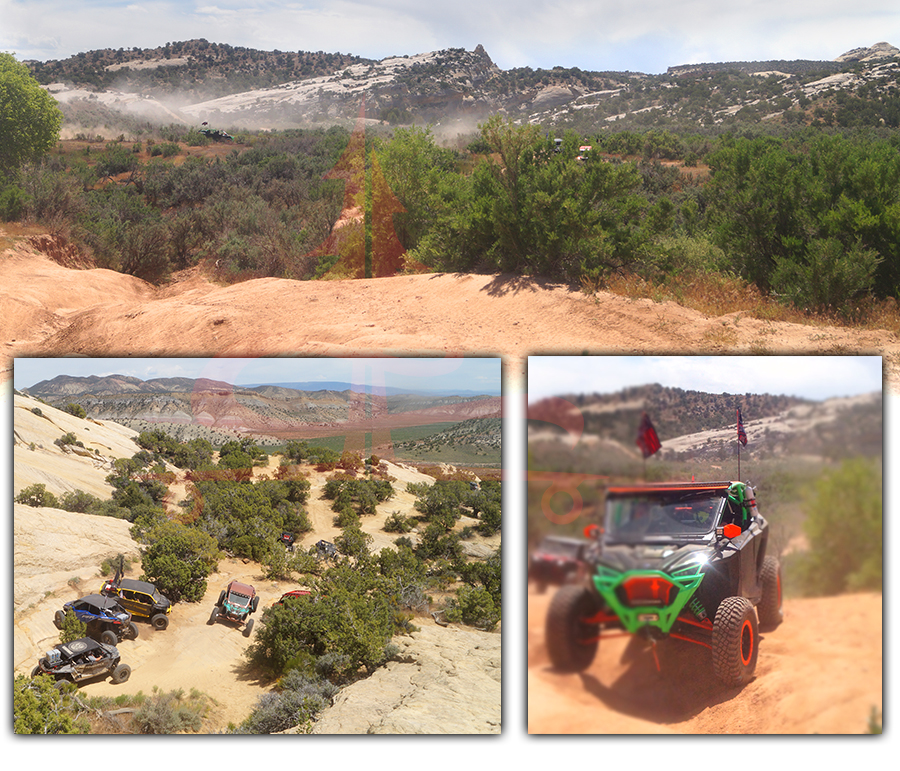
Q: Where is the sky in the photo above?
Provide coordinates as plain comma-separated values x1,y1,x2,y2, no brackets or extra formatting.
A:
12,356,502,395
2,1,899,74
527,355,884,403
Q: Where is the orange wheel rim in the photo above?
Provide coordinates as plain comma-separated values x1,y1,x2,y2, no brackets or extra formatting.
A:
740,619,754,665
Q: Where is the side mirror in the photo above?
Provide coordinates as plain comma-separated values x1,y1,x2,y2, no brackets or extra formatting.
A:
717,523,742,540
583,523,604,541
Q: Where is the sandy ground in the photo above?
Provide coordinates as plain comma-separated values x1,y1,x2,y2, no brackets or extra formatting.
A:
3,234,900,396
3,229,892,740
12,431,477,732
528,588,882,734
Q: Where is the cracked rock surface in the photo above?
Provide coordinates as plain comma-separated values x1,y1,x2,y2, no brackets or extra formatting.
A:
311,622,501,734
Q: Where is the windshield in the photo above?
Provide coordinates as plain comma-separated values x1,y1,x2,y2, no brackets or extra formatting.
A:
228,592,251,607
605,491,724,541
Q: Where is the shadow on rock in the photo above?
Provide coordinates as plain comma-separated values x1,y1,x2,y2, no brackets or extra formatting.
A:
481,273,577,298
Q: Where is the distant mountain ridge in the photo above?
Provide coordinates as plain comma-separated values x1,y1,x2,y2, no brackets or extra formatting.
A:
28,39,900,133
24,374,501,444
25,373,497,398
528,384,882,463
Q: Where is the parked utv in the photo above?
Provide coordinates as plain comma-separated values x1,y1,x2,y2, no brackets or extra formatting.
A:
279,531,296,553
100,577,172,630
54,594,139,645
32,637,131,685
100,559,173,630
546,481,783,687
274,589,312,606
528,535,590,593
316,539,338,560
209,580,259,636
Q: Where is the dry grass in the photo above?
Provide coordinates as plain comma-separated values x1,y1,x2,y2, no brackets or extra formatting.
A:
0,221,49,251
585,270,900,336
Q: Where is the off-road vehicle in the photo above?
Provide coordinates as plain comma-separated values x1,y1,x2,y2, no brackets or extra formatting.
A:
100,577,172,630
279,531,296,553
54,594,139,645
316,539,338,560
274,589,312,606
209,580,259,636
31,637,131,685
546,481,783,687
528,535,590,593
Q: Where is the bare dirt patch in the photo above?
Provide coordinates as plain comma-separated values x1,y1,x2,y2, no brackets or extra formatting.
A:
3,232,899,394
12,395,495,732
527,589,882,734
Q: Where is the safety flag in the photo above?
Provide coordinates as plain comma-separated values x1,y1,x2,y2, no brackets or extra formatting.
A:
737,408,748,446
636,412,661,458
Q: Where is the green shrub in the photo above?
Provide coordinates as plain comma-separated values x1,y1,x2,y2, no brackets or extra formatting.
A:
64,403,87,419
247,563,399,677
334,526,372,559
445,585,501,631
476,500,502,536
59,609,87,644
383,511,413,533
15,483,58,508
54,431,84,448
95,143,138,177
14,675,89,734
236,670,338,734
0,184,29,220
333,507,360,528
58,489,101,513
794,458,882,596
866,706,883,734
131,688,209,734
185,129,210,147
415,521,462,560
149,141,180,158
140,521,220,602
262,545,293,581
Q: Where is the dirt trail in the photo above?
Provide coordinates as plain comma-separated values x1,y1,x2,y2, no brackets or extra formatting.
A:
12,441,451,732
3,237,900,395
528,589,882,734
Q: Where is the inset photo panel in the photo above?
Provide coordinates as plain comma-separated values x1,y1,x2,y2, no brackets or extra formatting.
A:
13,356,501,735
527,354,882,735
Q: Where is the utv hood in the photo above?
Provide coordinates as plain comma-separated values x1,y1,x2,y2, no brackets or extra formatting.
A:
591,542,712,634
598,541,713,574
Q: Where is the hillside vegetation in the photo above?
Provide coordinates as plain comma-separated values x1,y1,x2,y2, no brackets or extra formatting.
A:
14,393,502,732
3,41,900,325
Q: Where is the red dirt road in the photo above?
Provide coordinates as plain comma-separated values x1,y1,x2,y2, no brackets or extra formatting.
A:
528,589,882,734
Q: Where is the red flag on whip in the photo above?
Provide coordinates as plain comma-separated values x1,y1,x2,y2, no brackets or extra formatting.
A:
636,412,661,458
737,408,748,446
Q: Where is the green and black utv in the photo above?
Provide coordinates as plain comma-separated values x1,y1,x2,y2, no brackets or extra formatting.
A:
546,481,783,687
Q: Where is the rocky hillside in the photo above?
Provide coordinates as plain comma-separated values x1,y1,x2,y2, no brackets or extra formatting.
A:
24,374,501,448
13,392,501,733
27,40,900,133
13,393,145,610
528,385,882,464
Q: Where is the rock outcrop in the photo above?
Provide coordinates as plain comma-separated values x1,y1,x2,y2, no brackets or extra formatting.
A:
835,42,900,62
310,622,501,734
